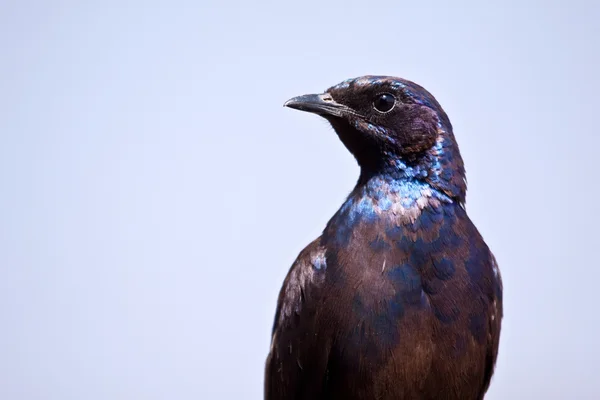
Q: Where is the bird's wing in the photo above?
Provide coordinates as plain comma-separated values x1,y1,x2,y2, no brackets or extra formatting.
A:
264,237,331,400
478,253,504,399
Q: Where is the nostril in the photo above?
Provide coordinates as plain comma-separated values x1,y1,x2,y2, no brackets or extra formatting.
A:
322,95,333,102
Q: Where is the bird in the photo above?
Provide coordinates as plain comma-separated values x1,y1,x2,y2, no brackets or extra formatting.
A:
264,76,503,400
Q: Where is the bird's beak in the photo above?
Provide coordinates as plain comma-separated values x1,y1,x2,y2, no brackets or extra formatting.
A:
284,93,350,118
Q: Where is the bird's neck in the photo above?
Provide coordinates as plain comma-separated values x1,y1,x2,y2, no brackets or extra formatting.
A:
356,135,466,206
358,156,429,186
353,173,452,214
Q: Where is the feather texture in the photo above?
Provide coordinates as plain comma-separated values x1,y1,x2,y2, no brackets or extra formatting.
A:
266,76,503,400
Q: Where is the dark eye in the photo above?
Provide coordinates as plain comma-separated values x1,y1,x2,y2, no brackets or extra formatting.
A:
373,93,396,113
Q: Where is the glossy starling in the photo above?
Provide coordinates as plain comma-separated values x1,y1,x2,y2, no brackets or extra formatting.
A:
265,76,503,400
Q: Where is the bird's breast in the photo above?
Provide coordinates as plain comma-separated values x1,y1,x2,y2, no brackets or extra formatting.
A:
320,189,501,385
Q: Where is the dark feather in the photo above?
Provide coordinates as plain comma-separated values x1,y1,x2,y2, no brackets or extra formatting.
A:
266,76,503,400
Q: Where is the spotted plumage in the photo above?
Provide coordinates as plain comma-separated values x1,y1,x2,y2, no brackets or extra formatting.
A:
265,76,503,400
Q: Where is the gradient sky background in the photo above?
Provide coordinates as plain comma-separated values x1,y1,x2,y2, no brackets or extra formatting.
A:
1,1,599,399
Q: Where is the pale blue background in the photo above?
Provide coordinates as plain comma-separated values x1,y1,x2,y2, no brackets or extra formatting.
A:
1,1,598,399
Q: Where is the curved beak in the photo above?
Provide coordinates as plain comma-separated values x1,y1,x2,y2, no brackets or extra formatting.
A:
283,93,350,118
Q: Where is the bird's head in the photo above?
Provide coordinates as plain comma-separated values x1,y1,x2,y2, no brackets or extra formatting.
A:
285,75,466,204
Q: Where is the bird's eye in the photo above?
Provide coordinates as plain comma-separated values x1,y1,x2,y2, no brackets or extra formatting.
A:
373,93,396,113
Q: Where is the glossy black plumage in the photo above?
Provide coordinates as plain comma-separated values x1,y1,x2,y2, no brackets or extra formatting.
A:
265,76,503,400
